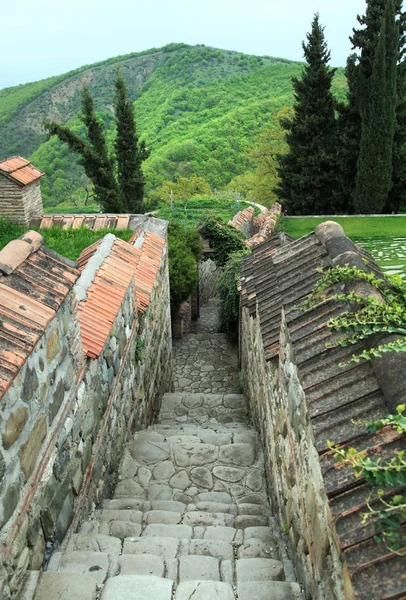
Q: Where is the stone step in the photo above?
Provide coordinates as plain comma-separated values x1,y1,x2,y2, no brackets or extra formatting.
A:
139,427,259,446
237,581,304,600
101,575,173,600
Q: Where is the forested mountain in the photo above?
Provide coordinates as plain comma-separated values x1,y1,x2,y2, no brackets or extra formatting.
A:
0,43,346,207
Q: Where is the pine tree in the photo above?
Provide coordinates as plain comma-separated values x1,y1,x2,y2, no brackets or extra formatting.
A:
276,14,337,215
354,0,398,213
336,0,405,213
114,70,149,213
45,88,122,212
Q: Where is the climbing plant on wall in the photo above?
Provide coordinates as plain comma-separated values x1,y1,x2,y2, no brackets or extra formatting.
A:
199,217,247,266
299,263,406,552
217,249,250,333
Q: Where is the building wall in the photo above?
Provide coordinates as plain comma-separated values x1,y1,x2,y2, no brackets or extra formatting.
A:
0,178,43,226
241,307,353,600
0,249,172,597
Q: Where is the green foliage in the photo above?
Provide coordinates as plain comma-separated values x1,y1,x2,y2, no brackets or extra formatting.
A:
199,217,247,266
217,249,250,333
167,223,203,313
45,87,122,212
282,215,406,239
114,69,149,212
328,405,406,552
155,198,259,230
277,14,337,215
354,0,398,214
336,0,406,214
299,265,406,364
148,176,212,205
0,217,132,260
0,44,346,208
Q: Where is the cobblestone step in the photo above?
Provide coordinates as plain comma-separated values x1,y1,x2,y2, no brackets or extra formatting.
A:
30,385,304,599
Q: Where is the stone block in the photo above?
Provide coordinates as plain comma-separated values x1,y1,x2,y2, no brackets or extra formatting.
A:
204,527,237,543
179,555,220,581
219,444,255,467
213,466,245,483
187,539,234,560
236,558,284,582
190,466,213,489
18,415,47,480
2,407,28,449
68,534,121,557
144,510,182,525
46,328,61,363
50,551,110,586
143,524,193,539
1,483,20,529
237,538,279,560
153,461,176,482
183,511,234,528
114,480,145,499
244,527,275,541
33,572,97,600
235,515,269,529
21,367,39,403
237,581,303,600
110,522,142,538
101,510,142,524
118,554,165,577
198,492,232,504
123,537,179,559
100,575,173,600
129,441,170,465
173,443,218,467
176,581,235,600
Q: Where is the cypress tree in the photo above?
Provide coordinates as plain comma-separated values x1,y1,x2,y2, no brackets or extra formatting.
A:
354,0,398,213
45,88,122,212
276,14,337,215
114,70,149,213
336,0,405,213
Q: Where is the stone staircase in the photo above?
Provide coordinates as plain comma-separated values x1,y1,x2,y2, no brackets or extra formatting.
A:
32,393,303,600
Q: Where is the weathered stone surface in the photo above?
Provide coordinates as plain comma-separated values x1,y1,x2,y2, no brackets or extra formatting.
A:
179,555,220,581
46,328,61,363
237,539,279,560
195,502,237,515
15,570,39,600
101,575,173,600
101,510,142,524
244,527,275,541
219,444,255,467
151,501,186,513
173,443,218,467
235,515,269,529
115,480,145,499
33,572,97,600
183,511,234,528
147,484,172,501
169,470,190,490
18,415,47,479
153,461,176,482
237,581,303,600
1,484,20,529
68,534,121,556
49,380,65,424
198,492,232,504
130,441,170,465
213,466,245,483
175,581,234,600
203,527,237,543
21,367,39,403
54,551,110,586
109,522,142,538
143,524,192,539
190,466,213,489
187,540,234,560
118,554,165,577
144,510,182,525
2,407,28,449
236,558,284,582
246,470,263,492
123,537,179,559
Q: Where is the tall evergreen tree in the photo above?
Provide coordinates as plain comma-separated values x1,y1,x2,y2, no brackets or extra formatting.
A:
114,70,149,213
354,0,398,213
336,0,405,213
45,88,122,212
276,14,337,215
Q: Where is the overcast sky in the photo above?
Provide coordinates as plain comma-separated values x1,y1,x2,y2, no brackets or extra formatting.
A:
0,0,367,90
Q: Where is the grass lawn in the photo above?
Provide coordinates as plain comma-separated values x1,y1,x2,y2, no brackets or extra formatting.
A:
0,218,133,261
282,216,406,239
155,198,260,229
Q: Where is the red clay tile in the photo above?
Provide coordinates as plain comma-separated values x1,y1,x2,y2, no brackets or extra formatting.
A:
0,157,44,186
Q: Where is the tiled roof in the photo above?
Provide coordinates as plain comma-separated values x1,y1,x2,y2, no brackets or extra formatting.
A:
0,156,44,186
30,214,133,231
76,231,166,359
240,222,406,599
0,232,80,400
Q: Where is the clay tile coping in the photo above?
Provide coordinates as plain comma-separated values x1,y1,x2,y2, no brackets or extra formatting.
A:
0,230,44,275
0,156,44,186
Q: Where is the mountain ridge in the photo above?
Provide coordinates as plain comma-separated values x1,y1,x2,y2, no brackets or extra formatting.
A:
0,43,346,206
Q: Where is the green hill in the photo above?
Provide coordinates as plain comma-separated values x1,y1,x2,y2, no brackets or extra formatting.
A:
0,43,347,207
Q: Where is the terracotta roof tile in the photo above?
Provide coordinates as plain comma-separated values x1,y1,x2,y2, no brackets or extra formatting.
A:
0,244,80,400
239,223,406,598
0,156,44,186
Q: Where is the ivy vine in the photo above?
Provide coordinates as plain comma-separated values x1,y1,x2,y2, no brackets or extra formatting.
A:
298,265,406,364
328,405,406,553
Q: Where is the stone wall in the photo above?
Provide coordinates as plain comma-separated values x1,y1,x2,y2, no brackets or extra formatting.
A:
0,244,172,597
241,308,348,600
199,258,221,306
0,179,43,226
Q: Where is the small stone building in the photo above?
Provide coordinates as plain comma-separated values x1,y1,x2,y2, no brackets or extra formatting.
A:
0,156,44,226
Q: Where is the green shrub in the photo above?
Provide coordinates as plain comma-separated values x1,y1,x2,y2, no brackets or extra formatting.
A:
167,223,203,314
217,249,250,333
199,217,247,266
